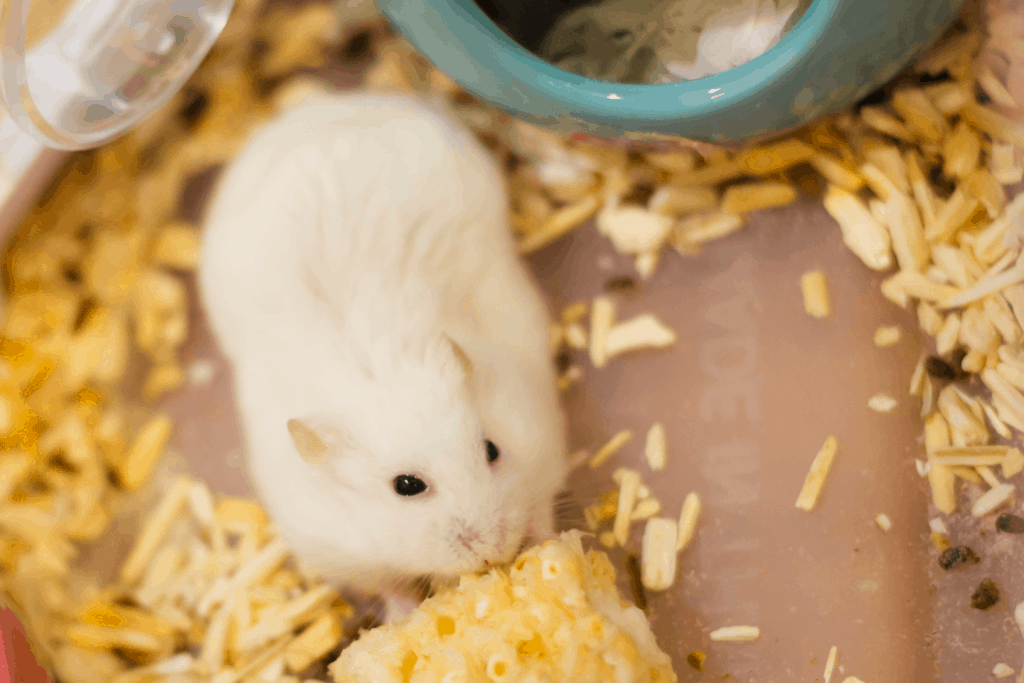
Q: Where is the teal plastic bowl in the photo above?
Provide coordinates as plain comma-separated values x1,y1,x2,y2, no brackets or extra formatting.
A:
375,0,966,143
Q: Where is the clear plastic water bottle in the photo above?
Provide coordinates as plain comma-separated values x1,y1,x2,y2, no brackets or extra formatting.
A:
0,0,235,150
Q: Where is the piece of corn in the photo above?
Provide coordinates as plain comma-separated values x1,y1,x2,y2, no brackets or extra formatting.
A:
824,645,838,683
874,326,902,347
929,446,1011,467
519,195,601,254
605,313,677,359
809,153,863,191
976,465,1002,488
327,532,676,683
990,143,1023,185
673,212,745,253
891,87,948,142
120,477,193,585
709,625,760,642
868,393,898,413
151,224,202,270
1003,448,1024,478
588,295,616,369
993,663,1015,679
795,436,839,512
595,206,674,255
677,491,701,552
285,614,343,673
588,430,632,469
822,186,893,271
613,469,642,546
971,483,1015,517
736,138,816,175
647,186,717,216
644,423,667,471
859,106,914,141
925,188,980,243
937,385,989,447
118,413,174,491
944,121,982,179
563,323,587,350
720,182,797,215
640,517,678,591
965,168,1006,219
800,270,831,318
630,498,662,521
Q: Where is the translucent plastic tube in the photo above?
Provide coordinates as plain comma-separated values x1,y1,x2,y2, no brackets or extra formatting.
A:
0,0,234,150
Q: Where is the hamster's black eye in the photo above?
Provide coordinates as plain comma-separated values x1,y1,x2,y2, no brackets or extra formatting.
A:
393,475,428,497
485,439,500,465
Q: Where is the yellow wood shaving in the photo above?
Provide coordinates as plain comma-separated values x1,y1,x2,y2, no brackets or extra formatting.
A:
795,436,839,512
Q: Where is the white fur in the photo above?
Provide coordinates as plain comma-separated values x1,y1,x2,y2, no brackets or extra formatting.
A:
665,0,797,80
198,93,568,597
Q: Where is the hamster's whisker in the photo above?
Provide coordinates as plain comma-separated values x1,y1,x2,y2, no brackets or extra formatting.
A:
561,479,621,493
556,484,619,499
552,497,589,508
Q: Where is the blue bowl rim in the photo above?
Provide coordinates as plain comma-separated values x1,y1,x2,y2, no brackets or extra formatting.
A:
394,0,843,123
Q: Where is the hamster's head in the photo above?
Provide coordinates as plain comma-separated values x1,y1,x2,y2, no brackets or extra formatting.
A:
284,337,565,583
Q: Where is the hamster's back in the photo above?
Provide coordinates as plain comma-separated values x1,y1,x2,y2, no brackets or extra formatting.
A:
198,92,511,360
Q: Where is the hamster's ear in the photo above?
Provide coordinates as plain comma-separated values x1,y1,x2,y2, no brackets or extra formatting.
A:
445,335,473,380
287,419,332,466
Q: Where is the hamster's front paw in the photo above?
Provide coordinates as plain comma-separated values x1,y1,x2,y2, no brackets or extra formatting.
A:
524,506,556,548
382,590,422,625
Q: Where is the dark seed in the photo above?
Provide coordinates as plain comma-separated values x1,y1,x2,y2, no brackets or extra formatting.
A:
970,578,1000,610
686,650,707,671
925,356,957,380
49,453,77,474
61,265,82,284
254,77,280,100
916,70,952,84
136,144,160,173
113,594,140,609
855,85,888,110
72,297,99,333
938,545,980,571
250,39,269,59
178,87,209,129
624,553,647,611
928,163,957,195
996,513,1024,534
604,276,636,293
926,350,969,381
622,183,655,206
790,163,824,198
339,29,372,63
555,352,572,373
452,91,478,107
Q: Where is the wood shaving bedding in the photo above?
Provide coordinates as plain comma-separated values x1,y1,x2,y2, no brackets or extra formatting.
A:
6,3,1024,682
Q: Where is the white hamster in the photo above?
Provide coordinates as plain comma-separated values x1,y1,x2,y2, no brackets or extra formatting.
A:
198,92,569,603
